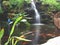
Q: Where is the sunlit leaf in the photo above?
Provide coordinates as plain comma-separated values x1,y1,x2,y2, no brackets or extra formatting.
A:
12,38,14,45
0,28,4,39
10,16,23,37
14,36,31,41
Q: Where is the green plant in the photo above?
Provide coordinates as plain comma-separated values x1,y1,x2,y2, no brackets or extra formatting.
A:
0,6,3,13
1,0,31,45
41,0,60,11
0,28,4,45
0,28,4,39
4,13,31,45
9,0,24,8
25,0,31,3
41,0,58,5
11,36,31,45
9,0,30,9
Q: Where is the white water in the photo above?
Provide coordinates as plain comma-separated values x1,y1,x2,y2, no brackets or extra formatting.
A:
31,0,42,45
31,0,40,23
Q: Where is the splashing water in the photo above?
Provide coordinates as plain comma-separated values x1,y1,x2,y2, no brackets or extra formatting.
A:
31,0,42,45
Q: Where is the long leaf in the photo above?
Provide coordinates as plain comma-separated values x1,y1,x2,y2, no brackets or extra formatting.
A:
0,28,4,39
5,16,23,45
14,36,31,41
9,16,23,37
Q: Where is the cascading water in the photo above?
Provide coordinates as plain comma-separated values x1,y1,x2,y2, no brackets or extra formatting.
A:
31,0,43,45
31,0,40,23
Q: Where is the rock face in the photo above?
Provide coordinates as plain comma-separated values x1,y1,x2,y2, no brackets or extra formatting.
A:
41,36,60,45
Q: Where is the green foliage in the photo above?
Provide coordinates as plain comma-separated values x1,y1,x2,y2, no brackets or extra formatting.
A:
25,0,31,3
10,16,23,37
41,0,60,11
2,1,10,6
2,0,31,45
2,0,31,13
9,0,25,8
13,36,31,41
0,28,4,39
55,3,60,10
9,0,31,8
2,1,12,9
0,6,3,13
5,13,30,45
12,13,26,20
41,0,59,5
9,0,24,4
5,14,23,45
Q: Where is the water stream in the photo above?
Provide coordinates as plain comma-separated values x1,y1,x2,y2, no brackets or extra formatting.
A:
31,0,40,23
31,0,43,45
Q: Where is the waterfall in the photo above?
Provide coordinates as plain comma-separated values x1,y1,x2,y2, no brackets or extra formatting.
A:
31,0,40,23
31,0,43,45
